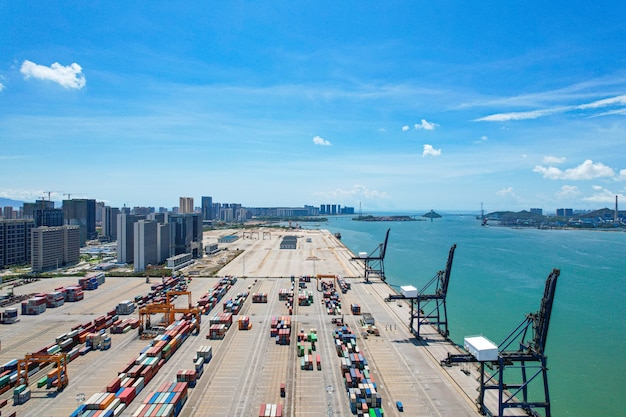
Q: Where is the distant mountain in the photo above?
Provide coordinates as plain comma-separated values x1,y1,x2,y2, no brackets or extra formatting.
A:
0,197,25,208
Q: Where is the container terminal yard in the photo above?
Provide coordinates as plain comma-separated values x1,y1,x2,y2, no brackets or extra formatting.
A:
0,228,554,417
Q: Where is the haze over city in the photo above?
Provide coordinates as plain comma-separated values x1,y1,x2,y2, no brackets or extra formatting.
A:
2,2,626,212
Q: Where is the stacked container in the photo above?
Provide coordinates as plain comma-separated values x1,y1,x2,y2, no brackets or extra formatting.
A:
252,293,268,303
238,316,251,330
65,286,84,302
133,381,189,417
270,316,291,345
46,291,65,308
258,403,283,417
334,325,383,416
21,296,46,315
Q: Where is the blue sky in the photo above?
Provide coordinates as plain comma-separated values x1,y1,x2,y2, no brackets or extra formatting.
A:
1,1,625,212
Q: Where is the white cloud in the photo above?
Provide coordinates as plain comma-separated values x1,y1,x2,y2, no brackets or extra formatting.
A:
473,135,488,144
583,186,625,204
475,108,558,122
576,94,626,110
0,82,4,92
316,184,391,201
496,187,516,197
312,135,331,146
20,60,86,89
476,94,626,122
555,185,580,199
422,144,441,157
414,119,438,130
618,169,626,181
401,125,410,132
543,155,566,164
533,160,615,180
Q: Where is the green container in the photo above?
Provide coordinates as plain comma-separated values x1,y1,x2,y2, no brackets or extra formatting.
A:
37,376,48,388
14,384,27,395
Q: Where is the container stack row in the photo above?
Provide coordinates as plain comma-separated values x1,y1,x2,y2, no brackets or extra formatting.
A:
333,325,384,416
252,293,268,303
71,319,195,417
196,279,231,314
207,312,233,339
238,315,251,330
270,316,291,345
258,403,283,417
321,280,342,315
297,290,313,306
132,381,189,417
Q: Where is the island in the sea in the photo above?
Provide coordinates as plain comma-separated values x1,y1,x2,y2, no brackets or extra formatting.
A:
352,215,421,222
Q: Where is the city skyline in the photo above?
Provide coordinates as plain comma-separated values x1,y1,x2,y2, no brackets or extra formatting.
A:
1,2,626,212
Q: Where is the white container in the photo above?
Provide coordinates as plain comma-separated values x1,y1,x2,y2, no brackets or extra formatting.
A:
358,252,368,258
464,336,498,361
400,285,418,298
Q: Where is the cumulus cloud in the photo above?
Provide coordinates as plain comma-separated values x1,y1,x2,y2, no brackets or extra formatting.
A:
312,135,331,146
543,155,566,164
555,185,580,199
583,186,626,204
414,119,438,130
402,125,410,132
497,187,516,197
533,160,615,180
0,82,4,92
422,144,441,157
20,60,86,89
619,169,626,181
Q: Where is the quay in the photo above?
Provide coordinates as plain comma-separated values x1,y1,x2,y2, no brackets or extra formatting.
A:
0,228,529,416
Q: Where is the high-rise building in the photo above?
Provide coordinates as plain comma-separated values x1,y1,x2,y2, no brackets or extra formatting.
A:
102,206,120,241
179,197,194,214
167,213,202,258
33,208,64,227
31,225,80,272
0,219,34,268
63,199,96,246
116,214,146,263
134,220,158,272
157,222,171,263
95,201,105,224
2,207,15,219
201,196,213,221
23,200,55,218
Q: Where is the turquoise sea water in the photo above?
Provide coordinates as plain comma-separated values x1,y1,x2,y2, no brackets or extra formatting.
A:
317,214,625,417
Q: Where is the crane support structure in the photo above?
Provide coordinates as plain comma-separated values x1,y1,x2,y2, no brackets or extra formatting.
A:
138,290,201,337
351,228,390,282
388,244,456,339
17,353,68,391
441,268,560,417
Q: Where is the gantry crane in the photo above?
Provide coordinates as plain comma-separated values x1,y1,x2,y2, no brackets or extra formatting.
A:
138,290,201,337
351,228,390,282
17,352,68,391
441,268,560,417
388,244,456,339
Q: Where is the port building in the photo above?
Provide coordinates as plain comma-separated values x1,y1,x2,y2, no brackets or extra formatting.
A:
30,225,80,272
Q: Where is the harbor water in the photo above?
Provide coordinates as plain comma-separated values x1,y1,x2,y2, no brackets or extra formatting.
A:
318,214,625,417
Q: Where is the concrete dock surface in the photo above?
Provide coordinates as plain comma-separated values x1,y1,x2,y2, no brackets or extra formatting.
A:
0,228,530,416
